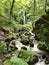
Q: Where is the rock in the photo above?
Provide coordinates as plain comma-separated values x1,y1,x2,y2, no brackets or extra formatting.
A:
30,43,34,47
42,55,46,59
0,31,5,41
0,54,5,62
0,36,5,41
29,31,35,36
0,31,4,36
5,38,11,42
45,55,49,64
21,38,29,45
28,55,38,65
9,40,18,51
21,46,27,50
15,41,23,50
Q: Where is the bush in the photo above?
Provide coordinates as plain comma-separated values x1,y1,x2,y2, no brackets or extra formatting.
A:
20,35,29,45
10,56,28,65
4,54,11,59
3,56,28,65
18,49,35,62
38,41,49,51
3,60,11,65
21,38,29,45
0,41,7,53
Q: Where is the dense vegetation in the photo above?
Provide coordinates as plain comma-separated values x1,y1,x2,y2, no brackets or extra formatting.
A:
0,0,49,65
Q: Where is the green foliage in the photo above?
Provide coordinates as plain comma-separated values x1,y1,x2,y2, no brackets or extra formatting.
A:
10,56,28,65
34,13,49,51
5,54,11,59
38,41,49,51
0,0,46,29
3,56,28,65
34,14,49,41
21,38,29,45
3,60,11,65
18,49,35,62
0,41,6,53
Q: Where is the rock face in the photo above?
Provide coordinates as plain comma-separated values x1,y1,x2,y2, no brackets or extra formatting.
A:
0,31,5,41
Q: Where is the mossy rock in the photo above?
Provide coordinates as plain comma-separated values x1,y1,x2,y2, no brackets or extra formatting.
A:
30,43,34,47
28,55,38,65
4,54,11,59
21,46,27,50
21,35,29,45
21,38,29,45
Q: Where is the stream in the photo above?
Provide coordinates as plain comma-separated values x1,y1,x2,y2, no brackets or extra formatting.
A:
11,31,49,65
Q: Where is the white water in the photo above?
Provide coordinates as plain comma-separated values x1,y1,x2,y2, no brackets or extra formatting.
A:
12,31,49,65
35,58,46,65
23,16,26,24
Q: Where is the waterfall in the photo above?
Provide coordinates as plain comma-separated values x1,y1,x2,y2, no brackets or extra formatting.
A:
23,11,26,25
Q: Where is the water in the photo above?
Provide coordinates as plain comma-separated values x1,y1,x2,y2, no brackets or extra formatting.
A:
23,11,26,25
14,31,49,65
35,58,46,65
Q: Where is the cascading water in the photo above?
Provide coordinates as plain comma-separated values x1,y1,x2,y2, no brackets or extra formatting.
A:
35,57,46,65
23,11,26,25
14,31,49,65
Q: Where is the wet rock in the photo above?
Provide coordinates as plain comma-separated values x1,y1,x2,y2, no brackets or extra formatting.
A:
11,37,16,40
4,54,11,59
42,55,46,59
5,38,12,43
30,43,34,47
21,38,29,45
21,46,27,50
9,40,18,51
0,54,5,62
0,31,5,41
28,55,38,65
0,31,4,36
45,55,49,64
0,36,5,41
29,31,35,37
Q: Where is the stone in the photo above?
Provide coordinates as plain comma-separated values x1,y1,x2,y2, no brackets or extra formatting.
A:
21,46,27,50
28,55,38,65
30,43,34,47
42,55,46,59
0,31,4,36
45,55,49,64
0,36,4,41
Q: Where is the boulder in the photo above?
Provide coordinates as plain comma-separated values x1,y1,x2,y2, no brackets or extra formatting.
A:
45,55,49,64
21,46,27,50
28,55,38,65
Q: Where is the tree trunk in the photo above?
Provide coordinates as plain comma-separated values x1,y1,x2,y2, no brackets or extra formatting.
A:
33,0,36,15
10,0,15,16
